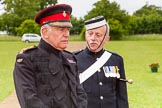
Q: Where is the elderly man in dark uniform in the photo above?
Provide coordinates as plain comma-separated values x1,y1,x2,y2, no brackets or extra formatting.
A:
13,4,87,108
74,16,129,108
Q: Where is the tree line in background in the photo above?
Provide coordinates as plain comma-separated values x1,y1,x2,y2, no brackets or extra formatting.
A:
0,0,162,40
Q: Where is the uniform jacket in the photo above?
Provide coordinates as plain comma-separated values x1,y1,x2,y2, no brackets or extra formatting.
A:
13,39,87,108
74,48,129,108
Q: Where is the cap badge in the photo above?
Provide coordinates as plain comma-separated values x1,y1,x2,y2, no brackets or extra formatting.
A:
63,11,66,17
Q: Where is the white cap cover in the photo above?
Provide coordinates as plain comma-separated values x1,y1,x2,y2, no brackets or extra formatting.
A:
84,16,107,30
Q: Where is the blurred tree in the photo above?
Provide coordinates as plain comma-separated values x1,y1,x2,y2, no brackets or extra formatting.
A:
0,0,57,35
134,4,162,17
126,16,138,35
15,19,40,37
133,4,162,34
0,13,21,35
39,0,57,9
70,16,84,35
83,0,130,40
84,0,127,21
108,18,124,40
80,27,86,41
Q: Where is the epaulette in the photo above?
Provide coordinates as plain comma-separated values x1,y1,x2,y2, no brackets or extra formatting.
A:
106,50,122,58
73,49,84,55
19,45,37,54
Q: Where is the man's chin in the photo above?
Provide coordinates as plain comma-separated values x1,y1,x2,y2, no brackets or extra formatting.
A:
62,46,67,49
59,45,68,50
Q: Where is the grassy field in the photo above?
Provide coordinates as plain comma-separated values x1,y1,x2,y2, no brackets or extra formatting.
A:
0,34,162,107
0,41,38,101
105,41,162,108
0,35,21,41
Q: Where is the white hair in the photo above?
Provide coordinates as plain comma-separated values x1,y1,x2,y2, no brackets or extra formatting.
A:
40,24,52,36
106,23,110,36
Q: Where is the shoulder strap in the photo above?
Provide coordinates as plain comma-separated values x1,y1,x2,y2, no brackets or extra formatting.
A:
79,51,112,84
19,45,37,54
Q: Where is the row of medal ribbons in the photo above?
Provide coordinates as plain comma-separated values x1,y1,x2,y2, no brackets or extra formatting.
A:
103,66,120,78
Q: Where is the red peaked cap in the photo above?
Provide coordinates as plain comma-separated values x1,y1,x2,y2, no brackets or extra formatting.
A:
34,4,72,27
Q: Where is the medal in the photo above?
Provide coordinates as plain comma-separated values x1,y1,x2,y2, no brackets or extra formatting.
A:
103,66,120,78
103,66,110,77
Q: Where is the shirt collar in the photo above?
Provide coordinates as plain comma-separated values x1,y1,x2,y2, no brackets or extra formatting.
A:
85,47,104,57
38,39,62,57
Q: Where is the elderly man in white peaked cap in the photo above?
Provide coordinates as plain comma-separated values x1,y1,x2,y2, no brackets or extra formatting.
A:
74,16,129,108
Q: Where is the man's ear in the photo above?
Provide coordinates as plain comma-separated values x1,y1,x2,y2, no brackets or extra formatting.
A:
105,35,110,43
41,27,48,39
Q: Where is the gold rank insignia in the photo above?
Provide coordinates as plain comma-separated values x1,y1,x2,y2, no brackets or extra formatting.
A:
17,58,23,63
19,45,36,54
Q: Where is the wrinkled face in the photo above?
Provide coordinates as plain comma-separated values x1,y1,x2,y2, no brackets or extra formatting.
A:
86,25,110,52
42,25,70,50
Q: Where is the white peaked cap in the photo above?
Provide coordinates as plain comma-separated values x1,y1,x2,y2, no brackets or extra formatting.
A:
84,16,107,30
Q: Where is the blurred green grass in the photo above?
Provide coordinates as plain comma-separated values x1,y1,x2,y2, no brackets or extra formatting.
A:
123,34,162,41
0,35,21,41
0,41,38,101
104,41,162,108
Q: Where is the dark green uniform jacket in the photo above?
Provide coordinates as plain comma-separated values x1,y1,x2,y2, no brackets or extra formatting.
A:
13,39,87,108
74,48,129,108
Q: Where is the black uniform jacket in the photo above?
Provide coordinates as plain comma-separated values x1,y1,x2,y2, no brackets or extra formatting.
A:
74,48,129,108
13,39,87,108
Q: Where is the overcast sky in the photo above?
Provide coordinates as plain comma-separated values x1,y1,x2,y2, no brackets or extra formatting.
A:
1,0,162,18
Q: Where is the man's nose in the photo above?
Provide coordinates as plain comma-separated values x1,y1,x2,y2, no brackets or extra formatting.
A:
91,34,96,40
